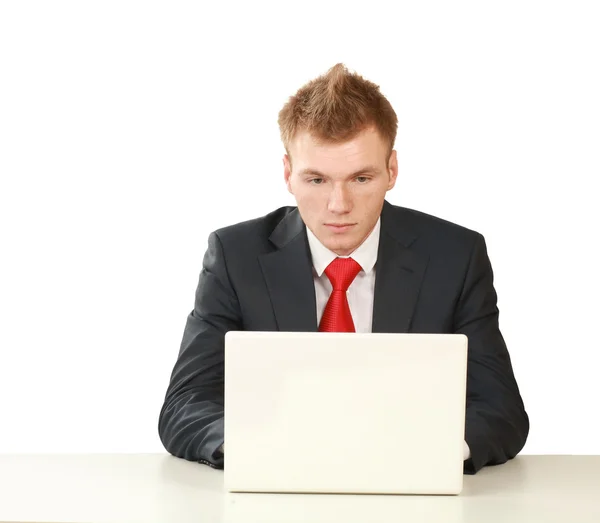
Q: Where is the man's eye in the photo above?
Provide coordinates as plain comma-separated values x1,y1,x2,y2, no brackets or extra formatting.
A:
356,176,370,183
309,178,324,185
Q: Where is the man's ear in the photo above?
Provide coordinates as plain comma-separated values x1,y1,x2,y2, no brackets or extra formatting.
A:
283,154,293,194
387,150,398,191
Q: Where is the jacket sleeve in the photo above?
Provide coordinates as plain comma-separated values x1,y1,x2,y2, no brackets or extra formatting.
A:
158,231,241,468
453,233,529,474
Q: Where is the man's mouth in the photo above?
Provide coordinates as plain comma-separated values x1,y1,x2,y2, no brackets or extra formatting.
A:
325,223,356,232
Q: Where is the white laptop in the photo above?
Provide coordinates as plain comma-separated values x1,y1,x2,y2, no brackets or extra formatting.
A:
223,331,468,495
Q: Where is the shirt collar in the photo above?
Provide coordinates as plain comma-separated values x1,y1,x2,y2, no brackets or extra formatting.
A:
306,218,381,277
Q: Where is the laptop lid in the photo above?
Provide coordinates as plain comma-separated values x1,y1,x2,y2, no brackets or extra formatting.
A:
224,331,468,494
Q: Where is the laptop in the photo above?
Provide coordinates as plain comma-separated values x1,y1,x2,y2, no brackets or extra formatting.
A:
223,331,468,495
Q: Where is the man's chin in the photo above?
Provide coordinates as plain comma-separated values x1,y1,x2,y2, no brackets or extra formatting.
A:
324,240,356,257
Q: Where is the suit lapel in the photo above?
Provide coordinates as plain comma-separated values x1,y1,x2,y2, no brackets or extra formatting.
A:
372,202,429,333
259,209,318,332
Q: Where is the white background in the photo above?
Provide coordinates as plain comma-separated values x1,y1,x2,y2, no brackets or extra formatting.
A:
1,1,599,454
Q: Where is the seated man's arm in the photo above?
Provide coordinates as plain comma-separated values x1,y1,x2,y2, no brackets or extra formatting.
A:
158,231,240,468
453,233,529,474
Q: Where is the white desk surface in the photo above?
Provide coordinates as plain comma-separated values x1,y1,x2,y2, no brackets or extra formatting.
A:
0,454,599,523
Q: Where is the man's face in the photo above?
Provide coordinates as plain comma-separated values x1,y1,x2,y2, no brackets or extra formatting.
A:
284,126,398,256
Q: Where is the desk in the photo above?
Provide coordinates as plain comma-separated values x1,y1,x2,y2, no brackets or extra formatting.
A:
0,454,599,523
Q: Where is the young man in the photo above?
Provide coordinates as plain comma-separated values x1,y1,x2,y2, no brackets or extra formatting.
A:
158,64,529,474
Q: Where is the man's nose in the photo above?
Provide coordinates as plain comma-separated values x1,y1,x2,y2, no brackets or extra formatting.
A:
327,184,352,214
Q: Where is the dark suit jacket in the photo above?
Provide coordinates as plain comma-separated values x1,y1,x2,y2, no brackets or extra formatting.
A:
158,200,529,474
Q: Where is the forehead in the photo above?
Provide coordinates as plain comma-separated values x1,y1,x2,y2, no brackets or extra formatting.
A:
290,127,388,172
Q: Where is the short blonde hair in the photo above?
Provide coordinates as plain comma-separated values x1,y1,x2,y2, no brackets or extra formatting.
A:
278,63,398,162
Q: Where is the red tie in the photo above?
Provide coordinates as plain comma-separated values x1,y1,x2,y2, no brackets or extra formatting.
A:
318,257,362,332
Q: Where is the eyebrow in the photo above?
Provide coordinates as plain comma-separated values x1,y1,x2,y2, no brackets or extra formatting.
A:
298,166,382,178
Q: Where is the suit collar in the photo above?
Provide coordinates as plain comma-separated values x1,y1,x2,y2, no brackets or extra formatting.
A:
268,207,305,249
268,200,418,248
379,199,418,249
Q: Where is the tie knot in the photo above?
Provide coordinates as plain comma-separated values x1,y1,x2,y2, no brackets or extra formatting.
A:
324,257,362,291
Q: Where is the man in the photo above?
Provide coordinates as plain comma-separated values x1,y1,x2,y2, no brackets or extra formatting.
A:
158,63,529,474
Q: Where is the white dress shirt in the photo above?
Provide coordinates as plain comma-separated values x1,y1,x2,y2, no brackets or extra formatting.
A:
305,219,471,462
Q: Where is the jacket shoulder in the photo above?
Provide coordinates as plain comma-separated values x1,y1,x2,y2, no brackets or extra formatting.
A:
383,203,485,261
212,206,296,244
388,203,482,240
